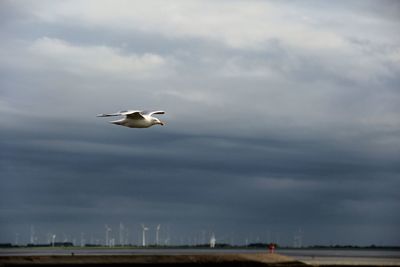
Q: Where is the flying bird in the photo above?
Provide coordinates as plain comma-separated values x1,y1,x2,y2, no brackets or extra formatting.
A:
97,110,165,128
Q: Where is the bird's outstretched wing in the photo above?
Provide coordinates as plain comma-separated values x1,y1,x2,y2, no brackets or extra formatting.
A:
121,110,145,120
97,110,145,119
143,110,165,116
96,112,121,117
97,110,162,119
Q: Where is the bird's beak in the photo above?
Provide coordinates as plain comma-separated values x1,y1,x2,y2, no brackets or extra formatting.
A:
160,121,165,126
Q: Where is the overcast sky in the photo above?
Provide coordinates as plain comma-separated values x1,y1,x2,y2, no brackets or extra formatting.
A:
1,0,399,246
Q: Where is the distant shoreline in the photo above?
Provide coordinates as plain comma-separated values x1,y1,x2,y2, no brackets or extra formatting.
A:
1,248,399,266
0,253,304,267
1,243,399,250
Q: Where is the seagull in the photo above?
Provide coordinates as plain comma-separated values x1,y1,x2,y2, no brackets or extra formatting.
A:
97,110,165,128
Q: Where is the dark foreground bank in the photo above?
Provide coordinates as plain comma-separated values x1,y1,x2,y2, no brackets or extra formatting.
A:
0,253,305,267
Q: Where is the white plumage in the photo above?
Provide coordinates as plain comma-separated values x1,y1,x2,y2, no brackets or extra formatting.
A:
97,110,165,128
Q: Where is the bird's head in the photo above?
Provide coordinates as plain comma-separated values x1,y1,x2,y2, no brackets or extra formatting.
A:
152,118,164,126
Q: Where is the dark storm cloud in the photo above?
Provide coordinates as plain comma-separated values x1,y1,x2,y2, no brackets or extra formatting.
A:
2,116,399,244
1,0,399,246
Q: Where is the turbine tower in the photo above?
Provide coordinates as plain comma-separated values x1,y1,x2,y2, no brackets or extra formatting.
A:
125,228,130,246
46,233,52,244
30,225,35,244
156,224,161,246
63,233,69,243
15,233,19,246
105,225,112,247
293,228,303,248
80,232,85,247
109,238,115,247
119,222,125,246
141,224,149,247
51,234,56,247
210,233,216,248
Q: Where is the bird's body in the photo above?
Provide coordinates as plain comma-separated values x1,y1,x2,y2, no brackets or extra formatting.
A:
97,110,165,128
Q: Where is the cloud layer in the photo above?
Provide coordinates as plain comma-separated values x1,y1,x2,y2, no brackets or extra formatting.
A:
1,0,399,246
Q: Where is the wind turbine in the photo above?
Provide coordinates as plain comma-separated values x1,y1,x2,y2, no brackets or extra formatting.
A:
119,222,125,246
156,224,161,246
141,224,149,247
109,238,115,247
46,233,51,244
63,233,69,243
105,225,112,247
15,233,19,246
125,228,130,246
293,228,303,248
52,234,56,247
210,233,216,248
30,225,35,245
80,232,85,247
